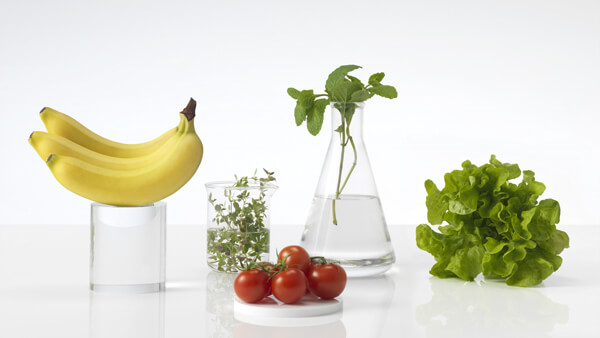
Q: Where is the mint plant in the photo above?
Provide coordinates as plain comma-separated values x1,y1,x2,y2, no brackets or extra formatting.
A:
288,65,397,225
207,169,276,272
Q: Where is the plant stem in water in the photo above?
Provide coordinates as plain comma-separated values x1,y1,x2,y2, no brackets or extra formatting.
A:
332,117,346,225
332,106,359,225
340,135,357,193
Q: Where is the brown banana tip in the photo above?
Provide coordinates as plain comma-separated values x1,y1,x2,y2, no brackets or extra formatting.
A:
46,154,54,163
181,97,196,121
40,107,47,114
29,131,34,140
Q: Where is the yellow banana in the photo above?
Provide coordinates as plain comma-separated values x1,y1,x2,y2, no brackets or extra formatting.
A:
40,106,178,158
43,99,203,206
29,115,185,170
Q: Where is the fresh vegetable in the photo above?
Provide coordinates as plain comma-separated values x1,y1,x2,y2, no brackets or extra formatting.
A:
416,155,569,287
278,245,311,274
307,260,347,299
233,245,347,304
271,268,308,304
288,65,397,225
233,269,270,303
207,169,276,272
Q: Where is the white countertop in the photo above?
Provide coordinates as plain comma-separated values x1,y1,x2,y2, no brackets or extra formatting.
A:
0,224,598,338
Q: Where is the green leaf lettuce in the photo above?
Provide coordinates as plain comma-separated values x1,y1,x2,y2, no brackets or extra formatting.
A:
416,155,569,287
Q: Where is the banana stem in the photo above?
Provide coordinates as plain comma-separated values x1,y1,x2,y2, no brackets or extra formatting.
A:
181,98,197,121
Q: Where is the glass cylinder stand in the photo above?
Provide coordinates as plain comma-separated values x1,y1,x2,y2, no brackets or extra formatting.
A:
90,202,166,293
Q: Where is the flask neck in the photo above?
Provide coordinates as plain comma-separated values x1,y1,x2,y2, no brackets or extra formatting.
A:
330,102,364,140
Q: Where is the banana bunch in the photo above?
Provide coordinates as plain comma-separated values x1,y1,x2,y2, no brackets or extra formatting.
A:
29,98,204,206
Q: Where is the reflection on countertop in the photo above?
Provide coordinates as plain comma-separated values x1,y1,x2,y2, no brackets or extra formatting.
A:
233,320,346,338
342,274,396,338
206,271,237,337
416,277,569,338
89,291,165,338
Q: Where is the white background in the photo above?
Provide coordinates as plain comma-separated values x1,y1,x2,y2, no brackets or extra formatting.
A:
1,0,599,226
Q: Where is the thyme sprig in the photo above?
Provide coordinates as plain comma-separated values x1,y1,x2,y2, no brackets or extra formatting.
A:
207,169,276,272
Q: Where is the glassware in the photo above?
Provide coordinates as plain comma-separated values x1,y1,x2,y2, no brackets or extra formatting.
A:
205,180,277,273
301,102,395,277
90,202,166,293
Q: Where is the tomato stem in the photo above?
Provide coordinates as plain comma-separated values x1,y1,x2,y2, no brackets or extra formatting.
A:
310,256,328,264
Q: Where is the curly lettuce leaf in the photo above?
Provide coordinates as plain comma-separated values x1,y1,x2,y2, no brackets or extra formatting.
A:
416,155,569,287
416,224,483,280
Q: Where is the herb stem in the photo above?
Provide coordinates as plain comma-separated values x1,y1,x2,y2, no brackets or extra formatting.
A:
339,135,357,193
332,113,347,225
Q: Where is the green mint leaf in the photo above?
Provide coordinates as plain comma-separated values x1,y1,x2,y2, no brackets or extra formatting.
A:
331,81,362,102
346,75,365,88
343,103,356,123
294,101,306,126
306,99,328,136
350,89,372,102
325,65,362,93
369,85,398,99
287,87,301,99
298,90,315,108
334,102,356,122
368,72,385,85
334,125,344,133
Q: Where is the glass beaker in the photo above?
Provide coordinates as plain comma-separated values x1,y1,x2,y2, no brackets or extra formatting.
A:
205,180,277,273
301,102,395,277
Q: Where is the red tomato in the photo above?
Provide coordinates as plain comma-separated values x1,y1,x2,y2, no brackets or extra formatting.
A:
307,263,347,299
279,245,311,274
234,269,270,303
271,268,308,304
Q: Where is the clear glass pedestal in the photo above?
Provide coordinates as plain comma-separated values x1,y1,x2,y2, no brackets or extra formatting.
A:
90,202,166,293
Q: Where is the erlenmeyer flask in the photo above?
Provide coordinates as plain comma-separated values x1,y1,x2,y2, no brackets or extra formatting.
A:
301,102,395,277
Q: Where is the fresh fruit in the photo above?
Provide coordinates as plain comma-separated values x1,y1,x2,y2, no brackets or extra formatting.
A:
278,245,311,274
38,98,203,206
40,107,180,158
232,244,346,305
271,268,308,304
29,119,183,170
307,262,347,299
234,269,270,303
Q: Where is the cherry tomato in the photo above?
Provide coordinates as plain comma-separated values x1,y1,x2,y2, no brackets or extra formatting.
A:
271,268,308,304
234,269,270,303
279,245,311,274
307,263,347,299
